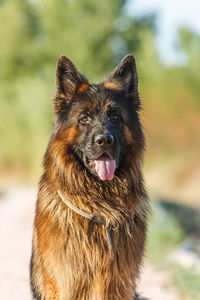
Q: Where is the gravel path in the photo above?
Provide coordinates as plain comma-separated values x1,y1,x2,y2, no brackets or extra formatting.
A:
0,186,181,300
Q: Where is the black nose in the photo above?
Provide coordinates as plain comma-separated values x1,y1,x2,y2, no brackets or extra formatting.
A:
95,133,114,146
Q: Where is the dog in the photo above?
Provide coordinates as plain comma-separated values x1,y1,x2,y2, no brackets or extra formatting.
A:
30,54,150,299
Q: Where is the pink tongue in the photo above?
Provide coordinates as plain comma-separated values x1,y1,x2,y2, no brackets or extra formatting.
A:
94,157,116,181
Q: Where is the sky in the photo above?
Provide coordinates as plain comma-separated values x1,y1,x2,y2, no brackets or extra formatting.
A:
127,0,200,65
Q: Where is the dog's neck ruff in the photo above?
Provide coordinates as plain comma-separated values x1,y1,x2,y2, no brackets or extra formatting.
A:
57,190,113,248
57,190,105,225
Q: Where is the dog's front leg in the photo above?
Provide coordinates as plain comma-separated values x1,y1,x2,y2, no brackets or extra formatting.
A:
43,277,60,300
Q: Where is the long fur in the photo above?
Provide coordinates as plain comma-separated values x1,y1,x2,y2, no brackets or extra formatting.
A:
30,55,150,300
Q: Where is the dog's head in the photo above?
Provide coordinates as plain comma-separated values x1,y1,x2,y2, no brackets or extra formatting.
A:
52,55,144,181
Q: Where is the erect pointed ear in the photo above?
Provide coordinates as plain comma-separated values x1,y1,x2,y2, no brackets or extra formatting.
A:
55,56,88,113
56,55,85,97
105,54,139,99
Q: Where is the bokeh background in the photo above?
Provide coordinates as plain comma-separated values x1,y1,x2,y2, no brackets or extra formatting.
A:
0,0,199,299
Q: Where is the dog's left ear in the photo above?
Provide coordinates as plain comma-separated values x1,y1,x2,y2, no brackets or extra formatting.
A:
55,56,88,114
56,56,86,98
105,55,139,104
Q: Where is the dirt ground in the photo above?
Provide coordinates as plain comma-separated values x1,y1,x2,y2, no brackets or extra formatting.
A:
0,186,181,300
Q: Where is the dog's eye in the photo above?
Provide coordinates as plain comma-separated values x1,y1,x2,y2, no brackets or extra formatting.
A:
80,115,88,123
113,114,120,120
110,113,121,121
108,107,121,121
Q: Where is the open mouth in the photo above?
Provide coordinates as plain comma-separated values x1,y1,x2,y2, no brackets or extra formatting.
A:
85,154,116,181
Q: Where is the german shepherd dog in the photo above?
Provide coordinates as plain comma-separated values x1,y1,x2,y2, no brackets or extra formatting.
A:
30,54,149,300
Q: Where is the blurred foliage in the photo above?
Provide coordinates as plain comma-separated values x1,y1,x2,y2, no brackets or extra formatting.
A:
172,266,200,300
147,197,185,266
0,0,155,81
148,198,200,300
0,0,200,191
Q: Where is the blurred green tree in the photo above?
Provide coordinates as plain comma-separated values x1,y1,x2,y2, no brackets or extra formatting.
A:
175,27,200,104
177,27,200,71
0,0,40,81
0,0,156,82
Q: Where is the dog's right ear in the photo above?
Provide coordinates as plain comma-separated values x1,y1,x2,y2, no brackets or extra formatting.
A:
55,56,86,113
104,55,139,106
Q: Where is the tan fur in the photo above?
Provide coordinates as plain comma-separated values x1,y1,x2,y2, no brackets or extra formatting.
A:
104,81,121,90
31,136,149,300
77,80,89,93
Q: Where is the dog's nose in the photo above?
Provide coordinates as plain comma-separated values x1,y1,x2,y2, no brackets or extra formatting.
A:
95,133,114,146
